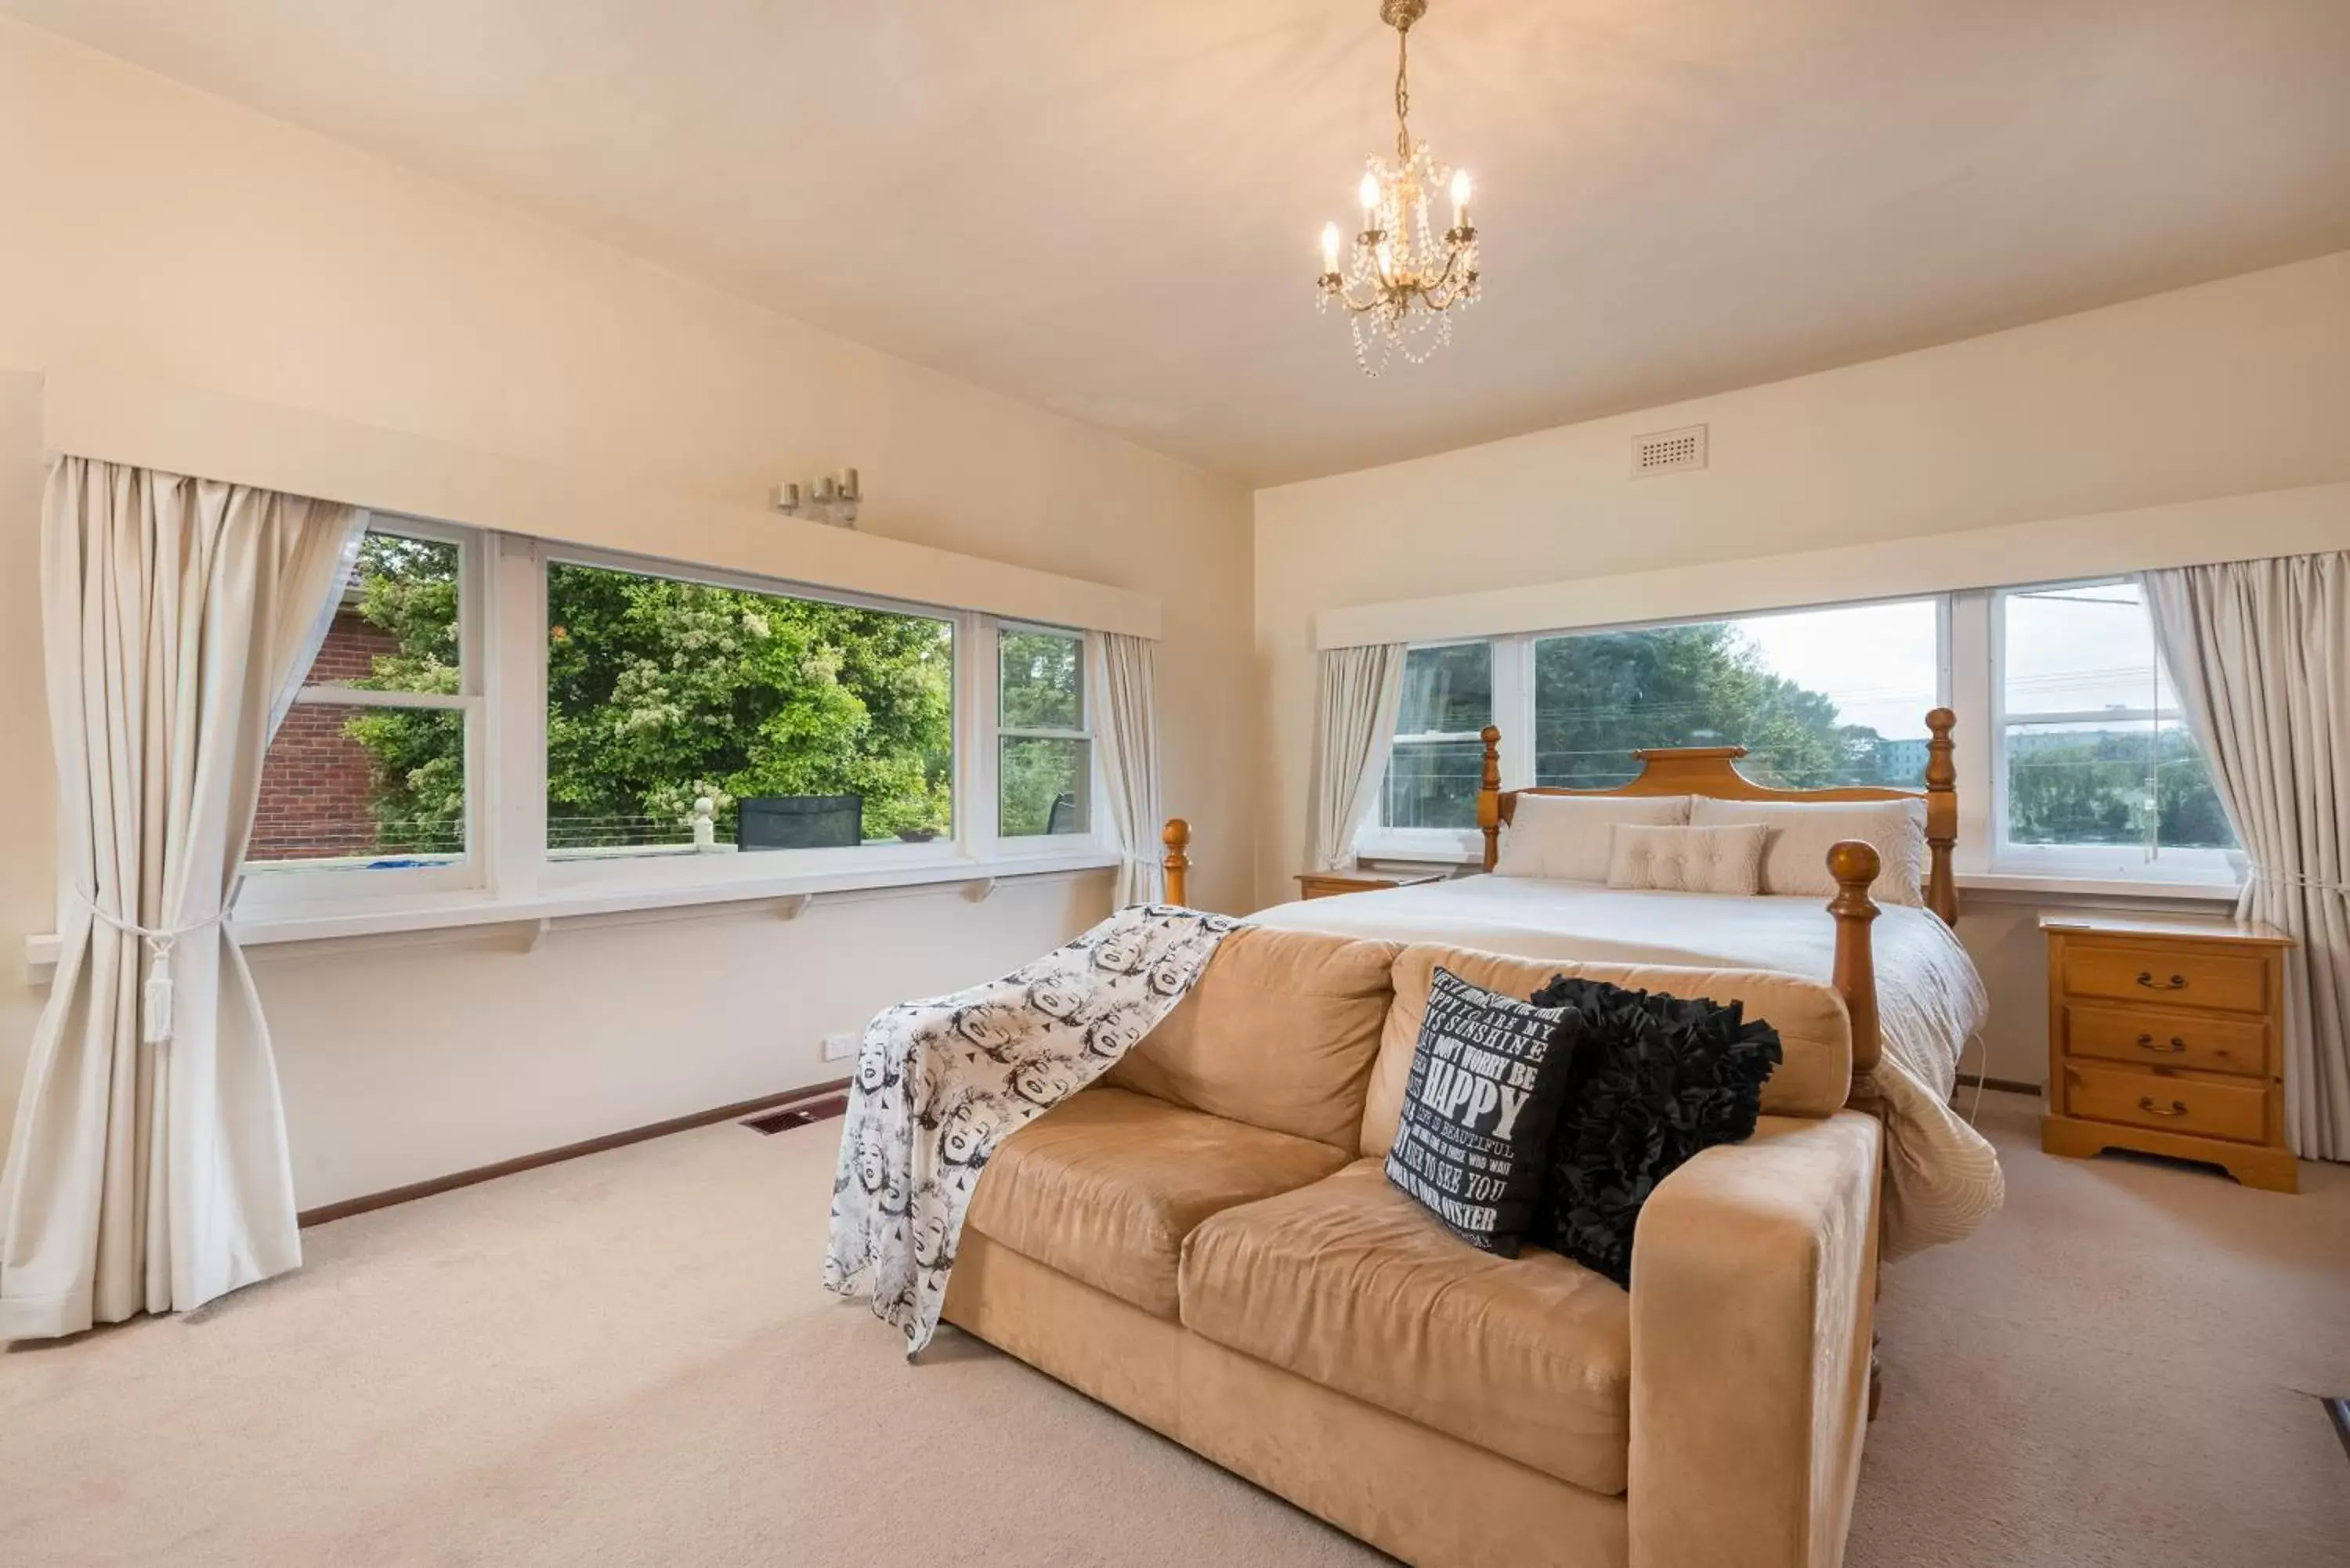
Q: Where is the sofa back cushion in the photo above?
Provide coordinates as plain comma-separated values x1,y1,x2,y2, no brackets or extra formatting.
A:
1361,945,1853,1158
1104,926,1403,1150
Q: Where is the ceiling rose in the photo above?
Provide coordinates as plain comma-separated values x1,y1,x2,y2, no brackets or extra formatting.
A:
1317,0,1481,377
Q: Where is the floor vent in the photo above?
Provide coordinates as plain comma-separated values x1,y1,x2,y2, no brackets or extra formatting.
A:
1632,424,1707,476
746,1094,848,1135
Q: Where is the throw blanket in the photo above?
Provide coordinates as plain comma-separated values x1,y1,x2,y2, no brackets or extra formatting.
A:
822,904,1243,1356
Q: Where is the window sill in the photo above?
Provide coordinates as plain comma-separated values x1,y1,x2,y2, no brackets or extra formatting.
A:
21,848,1123,984
1953,870,2242,904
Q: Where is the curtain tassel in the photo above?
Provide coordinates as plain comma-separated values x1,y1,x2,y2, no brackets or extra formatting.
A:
141,937,175,1046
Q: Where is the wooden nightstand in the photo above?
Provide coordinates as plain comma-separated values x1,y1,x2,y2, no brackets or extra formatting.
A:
1294,870,1447,900
2041,912,2296,1192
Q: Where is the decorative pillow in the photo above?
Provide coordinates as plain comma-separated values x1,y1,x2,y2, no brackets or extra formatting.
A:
1528,975,1783,1288
1603,822,1768,895
1494,793,1692,883
1383,967,1580,1257
1689,796,1929,907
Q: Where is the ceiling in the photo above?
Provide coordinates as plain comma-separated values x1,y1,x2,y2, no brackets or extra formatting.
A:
9,1,2349,483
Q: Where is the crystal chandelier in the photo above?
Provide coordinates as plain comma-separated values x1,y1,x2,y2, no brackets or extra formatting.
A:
1317,0,1480,376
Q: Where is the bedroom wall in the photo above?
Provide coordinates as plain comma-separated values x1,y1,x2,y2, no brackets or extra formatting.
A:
1256,251,2350,1086
0,20,1255,1208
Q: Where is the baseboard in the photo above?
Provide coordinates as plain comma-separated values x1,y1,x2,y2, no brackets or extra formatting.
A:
1953,1072,2042,1097
295,1076,853,1228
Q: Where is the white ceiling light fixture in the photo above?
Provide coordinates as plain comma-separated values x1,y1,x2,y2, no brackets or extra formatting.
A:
1316,0,1481,377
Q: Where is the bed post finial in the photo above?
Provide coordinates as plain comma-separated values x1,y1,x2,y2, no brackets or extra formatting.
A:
1477,724,1503,872
1162,818,1191,909
1827,840,1882,1080
1923,707,1958,927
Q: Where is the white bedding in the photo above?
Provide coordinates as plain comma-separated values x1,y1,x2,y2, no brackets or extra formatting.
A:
1253,875,2001,1258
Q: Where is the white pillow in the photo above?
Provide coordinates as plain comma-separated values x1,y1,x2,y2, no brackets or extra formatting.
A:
1495,793,1692,883
1604,823,1769,895
1688,796,1929,906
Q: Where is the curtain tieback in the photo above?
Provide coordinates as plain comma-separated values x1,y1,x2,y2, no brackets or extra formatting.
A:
67,887,230,1046
2246,862,2350,897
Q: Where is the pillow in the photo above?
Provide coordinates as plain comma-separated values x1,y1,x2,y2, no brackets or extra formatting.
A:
1603,822,1768,895
1495,793,1692,882
1528,975,1783,1288
1689,796,1929,907
1383,967,1580,1256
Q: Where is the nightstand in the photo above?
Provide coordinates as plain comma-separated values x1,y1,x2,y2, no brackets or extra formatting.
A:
2040,911,2296,1192
1294,870,1447,900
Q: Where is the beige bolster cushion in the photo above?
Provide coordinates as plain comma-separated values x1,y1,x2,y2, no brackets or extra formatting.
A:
1360,945,1854,1158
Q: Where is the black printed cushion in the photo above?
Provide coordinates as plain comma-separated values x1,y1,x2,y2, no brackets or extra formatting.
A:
1383,967,1580,1257
1528,976,1784,1288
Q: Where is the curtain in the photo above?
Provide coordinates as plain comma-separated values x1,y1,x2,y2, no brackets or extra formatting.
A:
2142,555,2350,1162
1093,632,1162,907
0,458,365,1341
1308,644,1408,873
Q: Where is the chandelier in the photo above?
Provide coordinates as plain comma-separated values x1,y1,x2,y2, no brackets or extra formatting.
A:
1317,0,1480,376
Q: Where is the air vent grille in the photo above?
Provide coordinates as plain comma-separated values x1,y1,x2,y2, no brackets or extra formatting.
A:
1632,425,1707,476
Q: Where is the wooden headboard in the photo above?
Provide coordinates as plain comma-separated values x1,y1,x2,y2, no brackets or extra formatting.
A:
1475,706,1960,927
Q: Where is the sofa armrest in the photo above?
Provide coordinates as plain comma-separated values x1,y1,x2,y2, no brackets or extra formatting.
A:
1627,1111,1882,1568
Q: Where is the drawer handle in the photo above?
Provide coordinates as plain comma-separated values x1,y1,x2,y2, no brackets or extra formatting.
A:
2135,971,2189,992
2135,1033,2188,1054
2137,1095,2190,1118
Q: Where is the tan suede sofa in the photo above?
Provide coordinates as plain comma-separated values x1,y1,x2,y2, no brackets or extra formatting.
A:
941,927,1882,1568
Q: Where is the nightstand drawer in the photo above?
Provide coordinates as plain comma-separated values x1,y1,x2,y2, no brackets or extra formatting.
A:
2063,1063,2267,1144
2062,1005,2269,1078
2059,942,2269,1015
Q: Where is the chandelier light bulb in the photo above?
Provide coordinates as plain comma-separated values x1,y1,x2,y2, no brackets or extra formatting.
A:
1451,169,1472,228
1321,222,1343,273
1358,172,1381,220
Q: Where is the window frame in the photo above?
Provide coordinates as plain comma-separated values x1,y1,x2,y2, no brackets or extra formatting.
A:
990,620,1103,855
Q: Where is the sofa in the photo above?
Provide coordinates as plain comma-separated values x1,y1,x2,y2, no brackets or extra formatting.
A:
939,927,1883,1568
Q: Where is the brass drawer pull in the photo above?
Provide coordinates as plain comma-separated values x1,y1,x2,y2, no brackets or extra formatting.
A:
2137,1095,2190,1118
2135,1033,2188,1054
2135,970,2189,991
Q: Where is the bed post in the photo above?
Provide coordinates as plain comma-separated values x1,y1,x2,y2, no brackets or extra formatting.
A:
1923,706,1959,927
1162,818,1191,908
1477,724,1503,872
1826,840,1882,1082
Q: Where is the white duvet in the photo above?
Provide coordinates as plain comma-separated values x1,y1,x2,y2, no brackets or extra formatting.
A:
1253,876,2002,1258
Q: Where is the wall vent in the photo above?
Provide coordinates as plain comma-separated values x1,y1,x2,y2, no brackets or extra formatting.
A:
1632,424,1707,477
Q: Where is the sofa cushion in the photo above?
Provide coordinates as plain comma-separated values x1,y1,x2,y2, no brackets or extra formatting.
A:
1362,945,1852,1157
967,1087,1351,1320
1104,926,1401,1149
1179,1160,1634,1496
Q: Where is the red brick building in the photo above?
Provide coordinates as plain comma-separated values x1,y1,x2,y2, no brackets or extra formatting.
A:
248,609,401,861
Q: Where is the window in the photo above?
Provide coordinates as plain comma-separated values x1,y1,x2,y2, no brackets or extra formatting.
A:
1381,641,1493,829
544,559,955,858
1533,598,1943,789
997,624,1090,838
1994,580,2236,877
247,522,477,892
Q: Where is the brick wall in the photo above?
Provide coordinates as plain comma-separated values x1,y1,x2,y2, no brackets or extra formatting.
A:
248,611,399,861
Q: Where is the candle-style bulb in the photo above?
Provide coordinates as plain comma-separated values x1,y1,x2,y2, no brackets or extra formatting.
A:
1358,172,1381,220
1320,222,1342,272
1451,170,1472,228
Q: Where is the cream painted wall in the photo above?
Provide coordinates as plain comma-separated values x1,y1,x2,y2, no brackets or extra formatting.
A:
0,21,1253,1206
1256,251,2350,1084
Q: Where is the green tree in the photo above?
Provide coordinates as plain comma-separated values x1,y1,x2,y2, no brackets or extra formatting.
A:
338,533,465,854
2007,730,2234,849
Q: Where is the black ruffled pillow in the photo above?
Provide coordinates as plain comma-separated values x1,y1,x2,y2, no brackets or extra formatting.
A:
1528,975,1783,1288
1384,967,1581,1257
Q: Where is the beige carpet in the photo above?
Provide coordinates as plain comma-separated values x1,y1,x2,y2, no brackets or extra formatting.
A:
2,1091,2344,1566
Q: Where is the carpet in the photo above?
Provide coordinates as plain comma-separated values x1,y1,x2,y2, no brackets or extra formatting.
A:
2,1091,2343,1566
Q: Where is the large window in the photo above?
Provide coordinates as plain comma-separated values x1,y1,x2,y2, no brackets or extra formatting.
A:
997,625,1091,838
544,560,954,857
1995,580,2235,876
1382,641,1493,829
248,522,475,885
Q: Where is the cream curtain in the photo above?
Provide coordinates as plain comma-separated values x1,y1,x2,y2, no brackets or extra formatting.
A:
0,458,365,1341
1308,644,1408,873
1093,632,1162,906
2142,555,2350,1162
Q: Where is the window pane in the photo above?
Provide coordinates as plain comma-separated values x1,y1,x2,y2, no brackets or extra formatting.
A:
544,562,955,856
1534,600,1940,789
1000,628,1083,731
2002,580,2178,717
1397,642,1491,735
999,737,1091,837
2004,721,2235,849
298,530,461,695
1382,737,1486,829
249,703,465,863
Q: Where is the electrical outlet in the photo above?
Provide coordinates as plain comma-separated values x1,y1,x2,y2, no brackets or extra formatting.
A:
822,1031,859,1062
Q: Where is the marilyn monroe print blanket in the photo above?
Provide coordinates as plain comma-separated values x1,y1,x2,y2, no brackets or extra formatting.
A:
822,904,1243,1357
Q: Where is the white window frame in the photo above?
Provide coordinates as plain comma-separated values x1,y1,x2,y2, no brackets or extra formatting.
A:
1361,636,1508,863
235,514,488,916
1987,577,2241,886
989,620,1106,858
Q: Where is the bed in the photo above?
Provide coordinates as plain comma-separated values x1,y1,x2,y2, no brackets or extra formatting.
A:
1159,708,2001,1263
